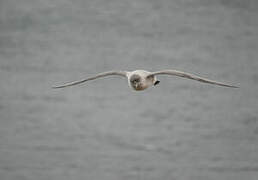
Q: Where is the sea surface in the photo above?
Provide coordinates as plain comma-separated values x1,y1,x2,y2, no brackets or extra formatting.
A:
1,0,258,179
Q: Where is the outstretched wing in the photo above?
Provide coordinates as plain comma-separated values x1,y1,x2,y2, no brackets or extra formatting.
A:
148,70,238,88
52,71,128,88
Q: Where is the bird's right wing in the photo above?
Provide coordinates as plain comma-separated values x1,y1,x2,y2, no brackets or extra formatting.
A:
52,71,128,88
148,70,239,88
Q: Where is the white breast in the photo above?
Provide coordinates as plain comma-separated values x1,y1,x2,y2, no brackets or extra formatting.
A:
127,70,154,90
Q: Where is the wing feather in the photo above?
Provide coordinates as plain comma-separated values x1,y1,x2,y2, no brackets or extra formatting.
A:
148,70,238,88
52,71,127,88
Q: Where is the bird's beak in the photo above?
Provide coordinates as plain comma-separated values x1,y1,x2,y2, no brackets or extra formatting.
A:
154,80,160,86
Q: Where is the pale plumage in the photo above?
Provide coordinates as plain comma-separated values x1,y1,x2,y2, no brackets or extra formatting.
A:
53,69,238,91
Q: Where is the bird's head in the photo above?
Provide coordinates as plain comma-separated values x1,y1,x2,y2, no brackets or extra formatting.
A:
129,74,144,90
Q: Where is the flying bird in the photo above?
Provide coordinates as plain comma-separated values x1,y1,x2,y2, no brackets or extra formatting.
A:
52,70,238,91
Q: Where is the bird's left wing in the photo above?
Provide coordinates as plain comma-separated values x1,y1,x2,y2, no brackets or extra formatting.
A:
148,70,239,88
52,71,128,88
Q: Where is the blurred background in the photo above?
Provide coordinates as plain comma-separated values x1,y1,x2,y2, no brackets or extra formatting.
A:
1,0,258,179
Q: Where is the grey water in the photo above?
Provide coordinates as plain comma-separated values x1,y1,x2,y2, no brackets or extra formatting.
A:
1,0,258,179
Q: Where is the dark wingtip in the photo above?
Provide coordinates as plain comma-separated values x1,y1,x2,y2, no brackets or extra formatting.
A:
154,80,160,86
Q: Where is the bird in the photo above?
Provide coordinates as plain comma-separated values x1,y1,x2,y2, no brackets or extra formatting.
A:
52,69,238,91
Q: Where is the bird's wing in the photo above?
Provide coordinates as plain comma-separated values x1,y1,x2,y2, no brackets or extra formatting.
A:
52,71,128,88
148,70,238,88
